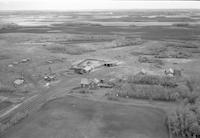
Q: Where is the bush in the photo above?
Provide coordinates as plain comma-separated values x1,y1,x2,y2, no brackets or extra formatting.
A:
0,87,15,94
138,56,164,66
108,75,200,103
185,76,200,92
10,111,28,124
172,23,190,27
111,37,144,48
127,74,177,88
167,102,200,138
110,82,183,101
78,89,93,94
155,51,191,59
0,111,28,134
0,23,19,30
108,74,199,102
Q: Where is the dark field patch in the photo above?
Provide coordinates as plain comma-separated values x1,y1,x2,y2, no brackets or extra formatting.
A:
0,101,12,111
0,55,10,60
93,16,196,22
0,88,15,95
46,45,95,55
137,26,200,41
1,23,200,41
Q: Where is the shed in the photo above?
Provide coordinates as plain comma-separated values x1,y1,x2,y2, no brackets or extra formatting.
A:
13,78,24,86
81,78,90,88
93,78,100,84
164,68,174,77
83,66,93,72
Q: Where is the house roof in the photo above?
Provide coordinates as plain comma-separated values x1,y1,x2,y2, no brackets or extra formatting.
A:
81,78,90,85
83,66,93,71
93,78,100,84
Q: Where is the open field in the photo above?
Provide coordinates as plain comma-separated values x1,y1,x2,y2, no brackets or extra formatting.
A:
1,10,200,138
3,96,168,138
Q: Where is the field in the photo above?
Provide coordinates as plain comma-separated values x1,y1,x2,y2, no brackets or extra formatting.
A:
1,10,200,138
3,96,168,138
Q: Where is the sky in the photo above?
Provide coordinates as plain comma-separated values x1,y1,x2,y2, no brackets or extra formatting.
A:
0,0,200,10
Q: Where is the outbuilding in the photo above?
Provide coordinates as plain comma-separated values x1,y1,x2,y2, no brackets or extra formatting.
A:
81,78,90,88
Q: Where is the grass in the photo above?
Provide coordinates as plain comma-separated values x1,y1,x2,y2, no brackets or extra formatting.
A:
155,51,192,59
47,45,95,55
0,87,15,94
2,96,168,138
172,23,190,27
138,56,164,66
166,42,198,49
111,37,144,48
131,43,193,60
0,23,19,31
152,44,193,59
0,101,12,111
0,55,10,60
0,111,28,135
76,89,93,94
185,76,200,92
107,95,120,101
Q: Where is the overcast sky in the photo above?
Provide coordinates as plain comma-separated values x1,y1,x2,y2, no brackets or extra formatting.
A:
0,0,200,10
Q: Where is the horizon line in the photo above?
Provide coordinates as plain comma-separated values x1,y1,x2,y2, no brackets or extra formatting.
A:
0,8,200,12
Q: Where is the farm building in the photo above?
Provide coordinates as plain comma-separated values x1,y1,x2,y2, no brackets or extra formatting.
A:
80,78,114,89
164,68,182,77
80,78,100,88
71,59,104,74
71,59,121,74
81,78,90,88
73,66,93,74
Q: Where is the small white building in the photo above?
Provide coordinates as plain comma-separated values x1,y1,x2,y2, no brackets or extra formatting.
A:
81,78,90,88
164,68,177,77
93,78,100,84
83,66,93,73
13,78,24,86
